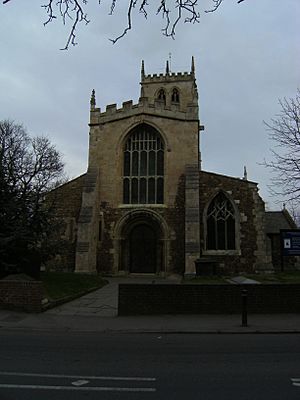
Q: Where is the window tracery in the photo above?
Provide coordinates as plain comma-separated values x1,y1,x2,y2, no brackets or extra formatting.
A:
206,192,236,250
123,124,164,204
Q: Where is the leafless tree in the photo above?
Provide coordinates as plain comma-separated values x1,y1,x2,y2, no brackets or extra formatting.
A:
263,90,300,206
2,0,245,49
0,120,65,277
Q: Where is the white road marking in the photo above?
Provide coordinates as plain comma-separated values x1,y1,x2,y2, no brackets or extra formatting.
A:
71,379,89,386
291,378,300,387
0,371,156,381
0,384,156,392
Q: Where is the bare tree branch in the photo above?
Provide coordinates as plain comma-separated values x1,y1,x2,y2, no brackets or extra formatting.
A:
205,0,223,13
262,89,300,205
41,0,90,49
3,0,246,49
109,0,136,44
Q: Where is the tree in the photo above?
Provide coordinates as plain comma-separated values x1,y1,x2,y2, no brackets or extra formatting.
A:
0,120,65,278
263,90,300,206
2,0,245,49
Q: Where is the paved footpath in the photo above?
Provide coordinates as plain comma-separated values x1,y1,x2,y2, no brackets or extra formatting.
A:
45,277,177,317
45,278,120,317
0,278,300,334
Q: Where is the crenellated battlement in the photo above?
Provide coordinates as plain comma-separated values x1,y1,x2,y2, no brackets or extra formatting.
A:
142,71,193,83
90,95,198,125
89,57,199,125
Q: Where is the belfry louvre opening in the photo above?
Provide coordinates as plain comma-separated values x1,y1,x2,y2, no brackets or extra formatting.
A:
123,124,164,204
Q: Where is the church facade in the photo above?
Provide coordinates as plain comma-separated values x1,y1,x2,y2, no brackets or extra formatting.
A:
49,59,295,276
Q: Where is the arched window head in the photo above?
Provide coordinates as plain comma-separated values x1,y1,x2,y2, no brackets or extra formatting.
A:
157,89,166,104
171,88,180,103
123,124,164,205
206,192,236,250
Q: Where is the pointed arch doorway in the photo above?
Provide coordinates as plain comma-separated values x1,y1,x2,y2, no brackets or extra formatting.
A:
117,210,167,275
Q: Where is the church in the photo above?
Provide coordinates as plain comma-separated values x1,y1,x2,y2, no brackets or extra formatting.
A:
49,58,296,276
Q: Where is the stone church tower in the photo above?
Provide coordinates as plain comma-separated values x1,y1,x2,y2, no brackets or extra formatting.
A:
50,58,295,275
75,58,201,275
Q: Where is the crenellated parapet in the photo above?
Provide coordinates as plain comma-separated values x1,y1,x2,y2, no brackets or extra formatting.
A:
89,57,199,126
90,95,199,125
141,56,195,83
142,71,194,83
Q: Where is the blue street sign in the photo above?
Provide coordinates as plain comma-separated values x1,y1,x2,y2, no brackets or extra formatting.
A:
281,229,300,256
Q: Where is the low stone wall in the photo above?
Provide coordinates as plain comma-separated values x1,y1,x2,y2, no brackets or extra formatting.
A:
118,283,300,315
0,280,44,313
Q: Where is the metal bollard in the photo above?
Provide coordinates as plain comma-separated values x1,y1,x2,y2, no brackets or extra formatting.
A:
241,288,248,327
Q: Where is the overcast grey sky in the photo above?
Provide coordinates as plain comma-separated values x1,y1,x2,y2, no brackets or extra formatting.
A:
1,0,299,210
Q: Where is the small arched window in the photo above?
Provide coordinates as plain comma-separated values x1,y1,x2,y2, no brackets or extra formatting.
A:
157,89,166,104
171,88,180,103
206,192,236,250
123,124,164,204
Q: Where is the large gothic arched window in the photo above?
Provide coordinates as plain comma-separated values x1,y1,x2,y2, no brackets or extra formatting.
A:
206,192,236,250
123,124,164,204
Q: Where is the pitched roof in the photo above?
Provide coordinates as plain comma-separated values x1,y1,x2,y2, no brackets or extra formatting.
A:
265,210,297,234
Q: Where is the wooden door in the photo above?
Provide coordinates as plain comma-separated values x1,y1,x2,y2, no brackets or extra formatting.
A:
129,224,157,273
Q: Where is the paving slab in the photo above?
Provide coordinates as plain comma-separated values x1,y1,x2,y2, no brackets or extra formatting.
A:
1,311,300,334
227,275,260,284
45,279,119,316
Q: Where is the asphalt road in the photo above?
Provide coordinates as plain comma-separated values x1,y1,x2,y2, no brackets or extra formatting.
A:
0,330,299,399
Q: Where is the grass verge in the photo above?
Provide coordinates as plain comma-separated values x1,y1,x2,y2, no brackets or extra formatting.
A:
41,272,107,301
184,271,300,284
246,271,300,284
184,276,229,284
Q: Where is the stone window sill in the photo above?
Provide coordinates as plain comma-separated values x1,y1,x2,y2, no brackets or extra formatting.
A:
202,250,241,256
118,204,167,208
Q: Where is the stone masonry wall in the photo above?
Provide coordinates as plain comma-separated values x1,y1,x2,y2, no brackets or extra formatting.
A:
46,175,85,271
97,202,185,275
166,174,185,274
95,170,186,275
88,115,199,210
88,90,199,275
0,280,44,312
199,171,264,273
119,283,300,315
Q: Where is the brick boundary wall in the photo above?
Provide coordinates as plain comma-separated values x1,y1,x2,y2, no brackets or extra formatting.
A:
0,281,44,313
118,284,300,315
